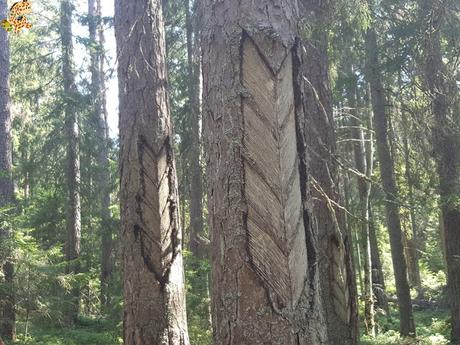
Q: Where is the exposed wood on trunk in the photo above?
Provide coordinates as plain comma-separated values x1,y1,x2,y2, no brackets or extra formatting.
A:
243,40,307,308
419,0,460,342
115,0,190,343
365,26,415,337
0,0,15,339
202,1,329,343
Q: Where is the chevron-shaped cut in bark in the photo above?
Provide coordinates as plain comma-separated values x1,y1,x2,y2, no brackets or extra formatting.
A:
242,38,308,308
330,238,351,323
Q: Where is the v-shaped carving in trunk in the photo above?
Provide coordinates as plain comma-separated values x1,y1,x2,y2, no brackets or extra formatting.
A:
242,38,308,309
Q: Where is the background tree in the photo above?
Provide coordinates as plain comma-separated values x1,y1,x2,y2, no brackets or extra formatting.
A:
364,11,416,337
419,0,460,341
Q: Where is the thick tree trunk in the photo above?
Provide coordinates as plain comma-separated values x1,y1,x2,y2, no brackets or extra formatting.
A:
420,1,460,342
344,59,375,336
299,11,358,342
0,0,15,339
202,1,351,343
185,0,205,259
115,0,190,344
365,27,415,337
88,0,113,310
60,0,81,325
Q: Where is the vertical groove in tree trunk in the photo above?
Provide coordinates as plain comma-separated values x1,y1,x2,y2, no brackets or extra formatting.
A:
419,1,460,342
60,0,81,325
0,0,15,340
365,27,415,337
185,0,204,259
344,59,375,336
298,12,358,342
115,0,190,343
88,0,113,310
202,1,329,343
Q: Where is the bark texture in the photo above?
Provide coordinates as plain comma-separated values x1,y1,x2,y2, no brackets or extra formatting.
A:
298,5,358,342
0,0,15,339
202,1,334,344
88,0,113,310
365,27,415,337
60,0,82,324
115,0,190,344
419,0,460,342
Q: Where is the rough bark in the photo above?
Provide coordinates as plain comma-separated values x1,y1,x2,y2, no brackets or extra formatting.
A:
202,1,343,344
365,27,415,337
115,0,190,343
88,0,113,310
419,0,460,342
298,6,358,342
185,0,205,259
0,0,15,339
344,59,375,336
60,0,82,325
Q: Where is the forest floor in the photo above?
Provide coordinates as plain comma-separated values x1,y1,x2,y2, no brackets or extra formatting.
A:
361,308,450,345
8,308,450,345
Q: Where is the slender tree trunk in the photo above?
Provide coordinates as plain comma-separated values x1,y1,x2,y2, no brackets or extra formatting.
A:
0,0,15,339
60,0,81,325
365,27,415,337
185,0,205,259
402,112,422,294
299,9,358,342
420,1,460,342
344,59,375,336
368,203,390,315
115,0,190,343
88,0,113,311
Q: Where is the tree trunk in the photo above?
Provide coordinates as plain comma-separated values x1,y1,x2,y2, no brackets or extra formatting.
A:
115,0,190,343
0,0,15,339
202,1,350,343
365,27,415,337
298,7,358,342
344,59,375,336
402,112,422,294
185,0,205,259
368,203,390,315
60,0,81,325
420,0,460,342
88,0,113,311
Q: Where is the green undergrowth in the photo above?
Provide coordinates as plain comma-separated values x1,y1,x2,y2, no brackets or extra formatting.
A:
6,307,450,345
10,316,122,345
361,308,450,345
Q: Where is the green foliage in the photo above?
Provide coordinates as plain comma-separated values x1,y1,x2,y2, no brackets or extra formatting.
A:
11,317,121,345
184,251,212,345
362,309,450,344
